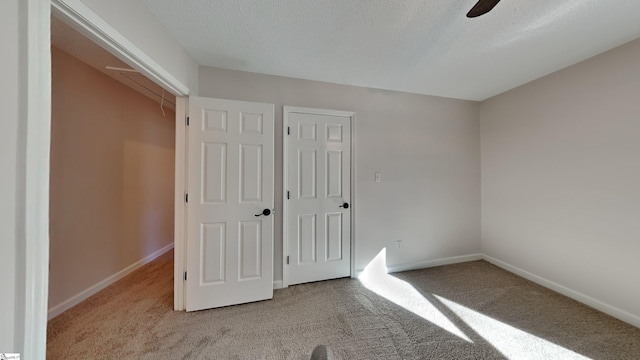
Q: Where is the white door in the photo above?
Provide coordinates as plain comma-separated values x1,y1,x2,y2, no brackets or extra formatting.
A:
186,97,274,312
284,107,353,286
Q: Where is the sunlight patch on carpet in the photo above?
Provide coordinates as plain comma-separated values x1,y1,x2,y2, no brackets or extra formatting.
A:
359,249,473,343
436,295,592,360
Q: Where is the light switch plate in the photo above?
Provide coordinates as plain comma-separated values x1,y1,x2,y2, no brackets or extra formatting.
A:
375,172,381,182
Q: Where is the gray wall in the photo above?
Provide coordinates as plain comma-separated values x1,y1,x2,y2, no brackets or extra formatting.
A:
481,38,640,323
49,47,175,312
0,0,21,350
199,67,481,281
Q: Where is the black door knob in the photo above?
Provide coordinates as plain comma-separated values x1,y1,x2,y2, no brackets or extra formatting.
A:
255,209,272,217
339,202,349,209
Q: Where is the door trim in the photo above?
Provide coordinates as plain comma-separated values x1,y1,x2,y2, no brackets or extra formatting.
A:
282,106,356,288
51,0,190,96
173,97,188,311
20,0,51,357
51,0,192,313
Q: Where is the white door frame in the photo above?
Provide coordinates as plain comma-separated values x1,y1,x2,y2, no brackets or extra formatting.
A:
282,106,356,288
173,97,188,311
51,0,189,96
51,0,192,312
19,0,51,357
23,2,191,356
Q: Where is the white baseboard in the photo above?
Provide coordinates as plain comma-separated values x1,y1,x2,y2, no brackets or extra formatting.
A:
355,253,483,278
483,255,640,329
48,243,175,320
273,280,283,290
388,253,484,274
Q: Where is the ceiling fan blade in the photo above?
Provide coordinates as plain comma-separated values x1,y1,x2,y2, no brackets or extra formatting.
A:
467,0,501,18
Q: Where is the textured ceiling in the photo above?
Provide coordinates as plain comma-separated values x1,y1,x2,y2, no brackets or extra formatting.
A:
140,0,640,101
51,17,176,110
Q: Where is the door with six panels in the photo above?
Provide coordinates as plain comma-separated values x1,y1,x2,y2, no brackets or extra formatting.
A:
284,107,353,286
186,97,274,311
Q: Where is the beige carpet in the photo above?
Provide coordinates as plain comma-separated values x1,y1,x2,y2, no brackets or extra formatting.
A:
47,250,640,359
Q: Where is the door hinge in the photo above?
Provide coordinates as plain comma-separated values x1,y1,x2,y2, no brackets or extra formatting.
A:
286,256,290,265
287,191,290,199
186,116,190,126
184,271,187,281
185,193,189,203
287,126,290,135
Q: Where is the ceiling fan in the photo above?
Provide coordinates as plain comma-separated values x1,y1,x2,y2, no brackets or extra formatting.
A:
467,0,501,18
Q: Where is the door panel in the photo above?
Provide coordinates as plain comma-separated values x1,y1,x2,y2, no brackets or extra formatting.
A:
298,214,317,264
239,144,263,202
285,108,352,286
239,220,262,280
299,149,317,199
203,142,226,203
326,212,343,261
201,223,225,284
326,150,342,197
186,97,274,312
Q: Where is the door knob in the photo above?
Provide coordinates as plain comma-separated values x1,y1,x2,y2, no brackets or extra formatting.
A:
255,209,272,217
339,202,349,209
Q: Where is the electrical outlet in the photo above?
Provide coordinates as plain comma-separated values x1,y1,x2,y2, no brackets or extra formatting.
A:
396,240,402,249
